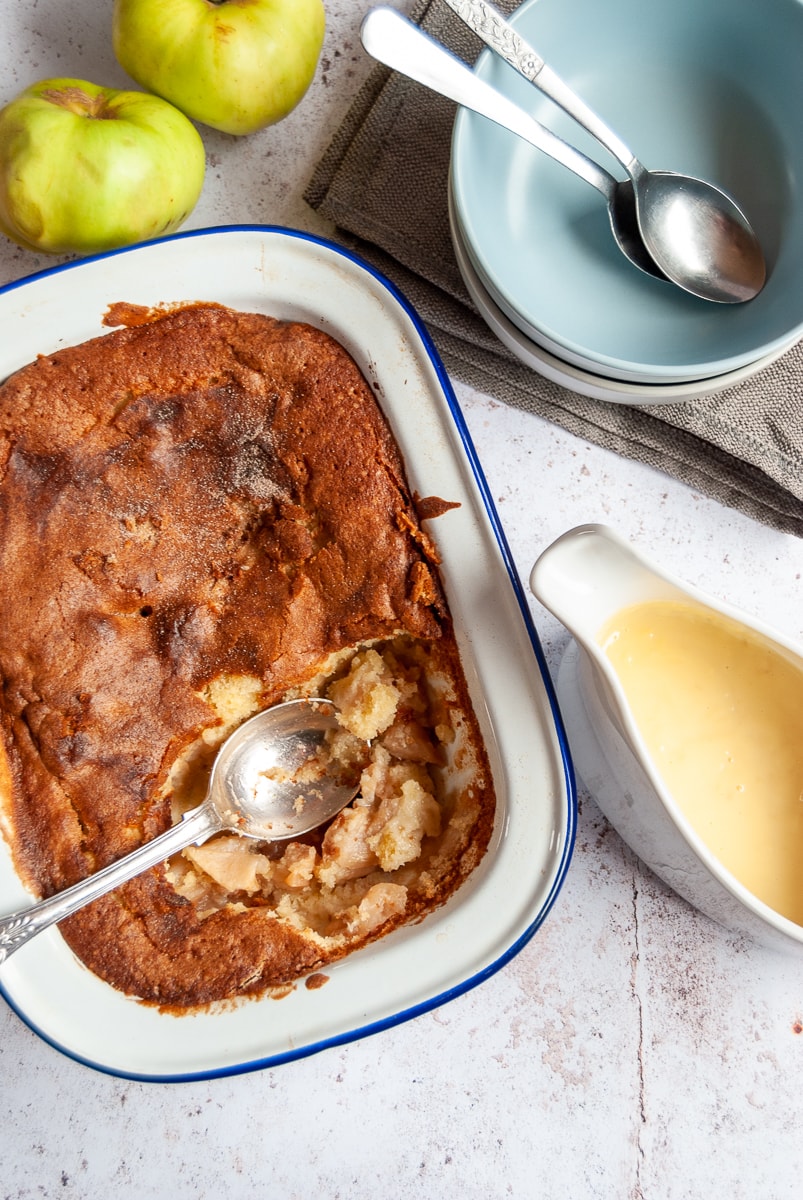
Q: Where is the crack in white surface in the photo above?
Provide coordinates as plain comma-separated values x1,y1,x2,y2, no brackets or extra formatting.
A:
631,867,647,1200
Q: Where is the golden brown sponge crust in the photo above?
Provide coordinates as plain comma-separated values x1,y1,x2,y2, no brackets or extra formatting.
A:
0,304,493,1006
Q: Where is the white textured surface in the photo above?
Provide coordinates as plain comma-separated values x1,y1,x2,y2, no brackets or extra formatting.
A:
1,3,802,1197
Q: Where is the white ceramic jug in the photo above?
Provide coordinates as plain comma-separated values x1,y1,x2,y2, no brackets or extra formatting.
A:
531,523,803,954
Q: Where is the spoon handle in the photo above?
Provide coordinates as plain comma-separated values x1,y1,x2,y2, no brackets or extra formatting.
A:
442,0,637,172
0,803,222,964
360,7,616,199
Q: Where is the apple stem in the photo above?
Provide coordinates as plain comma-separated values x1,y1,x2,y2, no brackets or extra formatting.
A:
42,86,114,119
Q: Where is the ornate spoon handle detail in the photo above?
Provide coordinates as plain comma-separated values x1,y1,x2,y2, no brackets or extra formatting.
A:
444,0,545,78
442,0,635,168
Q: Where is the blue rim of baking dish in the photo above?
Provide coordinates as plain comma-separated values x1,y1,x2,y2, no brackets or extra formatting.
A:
0,224,577,1083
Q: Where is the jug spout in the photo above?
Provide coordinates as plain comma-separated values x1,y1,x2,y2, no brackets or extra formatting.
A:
530,524,684,647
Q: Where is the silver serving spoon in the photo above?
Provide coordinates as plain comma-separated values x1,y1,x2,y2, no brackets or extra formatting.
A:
360,7,664,280
0,698,361,963
442,0,766,304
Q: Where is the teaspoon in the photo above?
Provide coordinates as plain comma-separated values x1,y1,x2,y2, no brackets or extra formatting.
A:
443,0,766,304
0,698,362,963
360,8,663,280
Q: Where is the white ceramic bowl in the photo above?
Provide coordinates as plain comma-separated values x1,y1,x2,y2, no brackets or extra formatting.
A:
531,524,803,954
451,0,803,383
0,225,576,1079
448,183,798,405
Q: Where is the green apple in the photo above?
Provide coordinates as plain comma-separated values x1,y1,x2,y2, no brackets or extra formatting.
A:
0,79,205,255
112,0,326,136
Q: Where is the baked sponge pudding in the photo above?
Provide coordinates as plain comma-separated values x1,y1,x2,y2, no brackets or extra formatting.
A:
0,303,495,1007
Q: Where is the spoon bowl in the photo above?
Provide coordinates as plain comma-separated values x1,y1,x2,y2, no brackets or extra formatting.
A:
630,166,766,304
209,697,362,842
0,697,362,962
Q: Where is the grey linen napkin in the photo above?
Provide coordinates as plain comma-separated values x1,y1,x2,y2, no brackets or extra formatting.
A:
305,0,803,536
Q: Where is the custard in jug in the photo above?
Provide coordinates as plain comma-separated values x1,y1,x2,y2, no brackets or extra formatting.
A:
598,599,803,926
